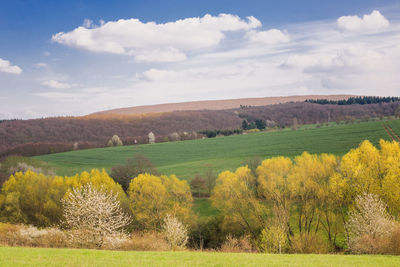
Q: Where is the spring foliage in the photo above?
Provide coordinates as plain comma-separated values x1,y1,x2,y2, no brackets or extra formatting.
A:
127,173,192,230
62,183,131,248
211,139,400,251
0,169,127,227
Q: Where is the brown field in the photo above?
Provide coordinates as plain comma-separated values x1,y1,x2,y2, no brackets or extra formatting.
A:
91,95,356,115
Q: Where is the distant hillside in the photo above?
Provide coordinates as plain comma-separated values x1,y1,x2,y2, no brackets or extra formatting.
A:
1,100,399,158
91,95,356,115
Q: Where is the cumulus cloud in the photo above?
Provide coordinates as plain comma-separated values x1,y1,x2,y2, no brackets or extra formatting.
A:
337,10,389,32
0,58,22,74
41,80,73,89
246,29,289,44
5,10,400,119
52,14,261,62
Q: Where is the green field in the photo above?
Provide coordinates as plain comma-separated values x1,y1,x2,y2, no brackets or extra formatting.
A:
1,246,399,267
35,119,400,180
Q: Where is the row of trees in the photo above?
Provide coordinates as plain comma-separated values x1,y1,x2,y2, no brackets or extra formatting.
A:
305,96,400,105
0,169,192,231
211,139,400,253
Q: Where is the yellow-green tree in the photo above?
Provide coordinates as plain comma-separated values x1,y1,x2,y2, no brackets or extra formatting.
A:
128,173,192,230
288,152,339,235
331,140,400,215
0,170,68,226
379,140,400,215
67,169,129,210
257,157,292,235
0,169,128,227
211,166,267,235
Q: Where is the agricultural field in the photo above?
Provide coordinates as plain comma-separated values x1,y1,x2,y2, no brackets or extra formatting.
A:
1,246,400,267
35,119,400,180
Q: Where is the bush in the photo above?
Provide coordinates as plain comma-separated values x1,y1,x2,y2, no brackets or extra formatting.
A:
62,183,131,248
220,234,254,253
0,223,67,248
346,193,396,254
162,214,188,250
289,234,330,254
119,232,169,251
258,226,288,253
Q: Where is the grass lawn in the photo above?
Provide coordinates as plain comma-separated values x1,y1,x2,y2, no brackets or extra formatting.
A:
35,119,400,180
1,246,400,267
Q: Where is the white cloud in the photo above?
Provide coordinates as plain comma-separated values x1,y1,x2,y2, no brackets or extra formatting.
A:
134,47,187,63
52,14,261,62
0,58,22,74
41,80,73,89
337,10,389,32
246,29,289,44
5,10,400,119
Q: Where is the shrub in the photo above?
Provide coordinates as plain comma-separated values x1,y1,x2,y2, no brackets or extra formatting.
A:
107,135,123,146
346,193,396,254
220,234,254,253
62,183,131,248
290,234,330,254
162,214,188,250
119,232,169,251
258,226,288,253
387,226,400,255
0,223,67,248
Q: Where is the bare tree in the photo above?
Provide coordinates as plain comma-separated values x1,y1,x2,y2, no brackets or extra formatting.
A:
62,184,131,247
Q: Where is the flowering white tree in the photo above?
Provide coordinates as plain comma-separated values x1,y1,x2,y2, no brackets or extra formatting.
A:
162,214,188,250
62,183,131,247
346,193,396,253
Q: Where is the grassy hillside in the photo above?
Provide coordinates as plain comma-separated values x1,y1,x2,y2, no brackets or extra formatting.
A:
1,246,400,267
35,119,400,180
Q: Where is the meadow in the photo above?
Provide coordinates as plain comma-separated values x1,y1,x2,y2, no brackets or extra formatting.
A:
35,119,400,180
1,246,400,267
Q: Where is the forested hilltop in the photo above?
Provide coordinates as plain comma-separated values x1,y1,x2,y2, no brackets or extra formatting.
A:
1,101,400,157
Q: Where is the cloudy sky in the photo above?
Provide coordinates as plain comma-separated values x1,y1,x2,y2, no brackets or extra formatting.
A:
1,0,400,119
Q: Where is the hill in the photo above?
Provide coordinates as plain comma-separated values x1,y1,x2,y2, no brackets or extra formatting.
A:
2,100,400,158
35,119,400,180
91,95,355,115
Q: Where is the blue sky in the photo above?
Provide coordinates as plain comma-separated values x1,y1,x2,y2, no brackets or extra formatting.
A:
1,0,400,118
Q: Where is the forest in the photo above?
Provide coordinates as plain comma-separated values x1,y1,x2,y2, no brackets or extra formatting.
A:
1,101,400,158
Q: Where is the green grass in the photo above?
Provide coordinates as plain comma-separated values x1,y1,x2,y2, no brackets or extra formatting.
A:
193,198,220,218
1,246,400,267
35,119,400,180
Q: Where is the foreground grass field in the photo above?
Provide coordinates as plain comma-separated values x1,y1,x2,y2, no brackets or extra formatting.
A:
1,247,400,267
35,119,400,180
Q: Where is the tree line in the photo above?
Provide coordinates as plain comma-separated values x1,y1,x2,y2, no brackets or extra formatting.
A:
1,139,400,254
306,96,400,105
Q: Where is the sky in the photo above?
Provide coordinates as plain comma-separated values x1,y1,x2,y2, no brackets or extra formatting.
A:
1,0,400,119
